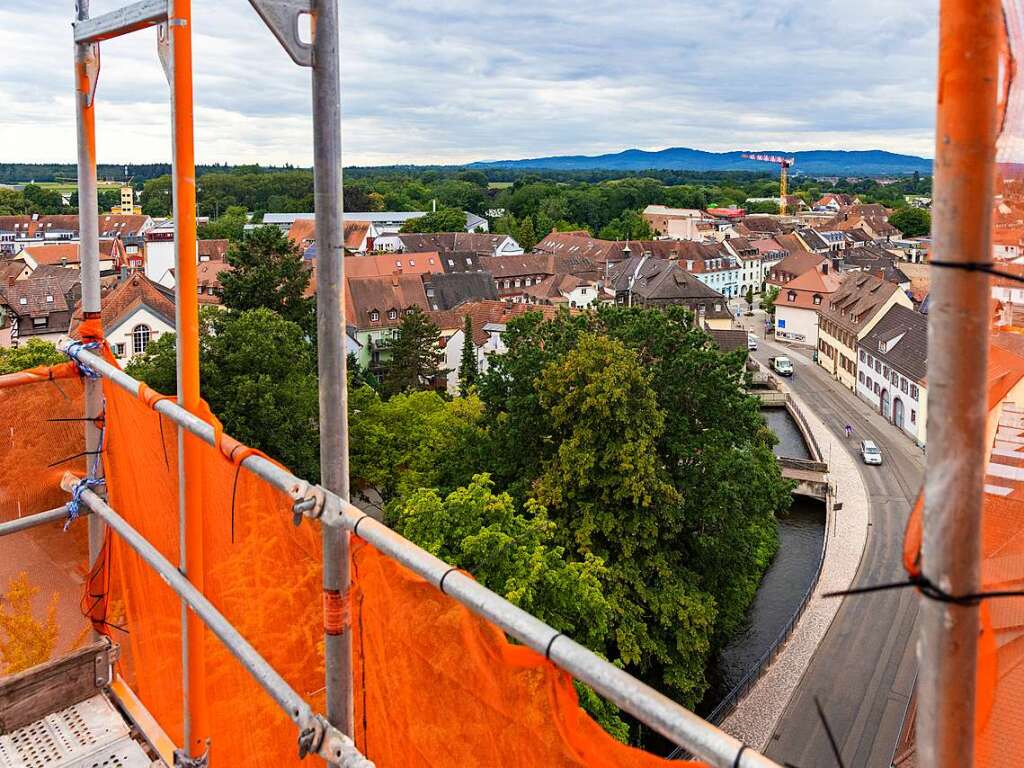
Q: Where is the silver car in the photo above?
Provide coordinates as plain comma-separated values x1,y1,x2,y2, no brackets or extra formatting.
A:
860,440,882,465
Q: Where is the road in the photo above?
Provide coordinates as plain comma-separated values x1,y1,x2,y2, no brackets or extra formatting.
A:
740,309,924,768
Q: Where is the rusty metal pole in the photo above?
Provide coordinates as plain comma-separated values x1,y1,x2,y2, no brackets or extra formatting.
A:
920,0,1000,764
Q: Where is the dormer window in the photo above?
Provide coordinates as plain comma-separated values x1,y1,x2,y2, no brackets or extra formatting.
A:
18,297,27,305
45,295,53,303
409,259,416,266
370,310,380,322
813,294,822,305
406,308,415,316
388,309,398,320
787,291,797,302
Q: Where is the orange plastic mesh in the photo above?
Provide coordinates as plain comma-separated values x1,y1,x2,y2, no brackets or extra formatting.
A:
96,377,698,766
0,371,86,523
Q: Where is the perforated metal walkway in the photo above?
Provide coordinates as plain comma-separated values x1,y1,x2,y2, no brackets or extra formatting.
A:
0,694,157,768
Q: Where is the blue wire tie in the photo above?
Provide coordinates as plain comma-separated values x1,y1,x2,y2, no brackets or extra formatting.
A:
64,340,102,379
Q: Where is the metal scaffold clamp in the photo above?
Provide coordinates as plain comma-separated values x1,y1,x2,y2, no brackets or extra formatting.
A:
172,742,209,768
299,714,375,768
288,478,326,524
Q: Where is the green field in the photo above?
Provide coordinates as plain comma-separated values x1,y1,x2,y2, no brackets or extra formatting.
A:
487,181,513,190
14,180,122,193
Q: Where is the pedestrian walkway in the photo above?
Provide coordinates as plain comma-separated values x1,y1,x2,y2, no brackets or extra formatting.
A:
721,347,871,751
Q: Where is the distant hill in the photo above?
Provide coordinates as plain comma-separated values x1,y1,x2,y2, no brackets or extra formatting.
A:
469,147,932,176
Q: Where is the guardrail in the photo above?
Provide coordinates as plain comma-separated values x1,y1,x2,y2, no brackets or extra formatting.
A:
777,456,829,474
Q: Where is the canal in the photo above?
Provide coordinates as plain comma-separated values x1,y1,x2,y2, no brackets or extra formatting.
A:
700,406,826,717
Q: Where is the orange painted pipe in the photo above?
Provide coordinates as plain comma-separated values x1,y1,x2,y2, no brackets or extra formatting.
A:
169,0,209,758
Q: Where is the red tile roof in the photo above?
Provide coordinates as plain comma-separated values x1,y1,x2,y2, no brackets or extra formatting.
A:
430,300,563,344
345,273,431,328
70,273,175,336
344,252,442,279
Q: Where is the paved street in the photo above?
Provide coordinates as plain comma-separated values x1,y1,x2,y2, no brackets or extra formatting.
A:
738,307,925,768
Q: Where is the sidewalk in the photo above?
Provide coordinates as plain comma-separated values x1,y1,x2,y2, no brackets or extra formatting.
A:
720,344,871,750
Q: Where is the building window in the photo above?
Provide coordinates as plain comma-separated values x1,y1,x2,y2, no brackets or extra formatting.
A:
18,297,26,305
911,384,919,401
875,360,881,373
911,410,916,424
32,317,47,328
858,371,865,384
813,294,822,305
901,379,909,394
874,381,881,395
370,310,380,322
406,308,415,316
113,342,126,357
883,365,889,378
787,291,796,302
45,294,53,303
388,309,398,321
132,324,151,355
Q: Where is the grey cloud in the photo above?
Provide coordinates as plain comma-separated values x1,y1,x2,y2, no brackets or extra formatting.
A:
0,0,938,164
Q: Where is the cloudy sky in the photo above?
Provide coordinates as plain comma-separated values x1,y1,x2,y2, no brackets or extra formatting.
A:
0,0,938,166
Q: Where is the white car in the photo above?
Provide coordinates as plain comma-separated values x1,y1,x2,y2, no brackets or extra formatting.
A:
860,440,883,465
747,335,758,351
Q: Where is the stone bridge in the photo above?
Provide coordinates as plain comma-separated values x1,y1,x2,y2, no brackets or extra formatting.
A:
777,456,829,501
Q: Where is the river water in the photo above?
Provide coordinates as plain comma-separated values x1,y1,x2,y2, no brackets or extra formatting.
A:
700,407,825,715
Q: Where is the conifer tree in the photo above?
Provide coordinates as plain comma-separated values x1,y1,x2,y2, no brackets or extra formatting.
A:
458,315,478,396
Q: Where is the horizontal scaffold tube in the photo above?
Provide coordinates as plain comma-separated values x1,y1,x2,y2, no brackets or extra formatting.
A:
63,343,780,768
0,506,86,537
70,485,373,768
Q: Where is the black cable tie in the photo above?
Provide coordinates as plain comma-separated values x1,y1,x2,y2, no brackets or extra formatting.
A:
352,513,370,538
814,696,846,768
930,259,1024,284
732,744,747,768
229,460,244,544
48,450,102,468
823,572,1024,606
544,632,563,660
438,567,460,594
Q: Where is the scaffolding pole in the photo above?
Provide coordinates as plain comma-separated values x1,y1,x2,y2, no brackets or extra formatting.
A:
165,0,208,758
920,0,1000,764
61,343,779,768
73,0,106,619
310,0,354,743
0,506,88,538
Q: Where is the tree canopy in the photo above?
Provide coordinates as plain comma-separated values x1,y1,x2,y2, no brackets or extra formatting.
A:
380,308,445,397
0,339,65,374
219,225,314,333
889,206,931,238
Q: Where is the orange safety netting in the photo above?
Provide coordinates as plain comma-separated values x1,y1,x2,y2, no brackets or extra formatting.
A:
89,372,701,765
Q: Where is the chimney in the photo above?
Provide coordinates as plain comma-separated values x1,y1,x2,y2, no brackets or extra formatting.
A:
60,257,67,267
822,262,829,274
7,277,15,287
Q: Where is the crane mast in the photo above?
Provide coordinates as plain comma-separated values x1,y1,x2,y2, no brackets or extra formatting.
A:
741,153,796,214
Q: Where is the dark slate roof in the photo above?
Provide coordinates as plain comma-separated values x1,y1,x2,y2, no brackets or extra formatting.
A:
821,272,902,334
859,304,928,383
798,229,830,251
606,256,731,318
398,232,511,255
423,271,499,311
438,251,486,274
840,244,909,284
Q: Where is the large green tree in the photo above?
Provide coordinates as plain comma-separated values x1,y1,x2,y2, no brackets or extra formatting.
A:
393,474,628,740
399,207,466,233
219,225,313,333
127,308,321,480
0,340,65,374
889,207,931,237
380,308,444,397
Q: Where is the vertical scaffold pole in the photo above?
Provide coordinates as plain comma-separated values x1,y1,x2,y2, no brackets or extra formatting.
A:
73,0,106,614
920,0,1000,764
312,0,354,743
167,0,208,758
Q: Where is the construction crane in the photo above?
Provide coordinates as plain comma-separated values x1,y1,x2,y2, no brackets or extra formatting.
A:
741,153,796,214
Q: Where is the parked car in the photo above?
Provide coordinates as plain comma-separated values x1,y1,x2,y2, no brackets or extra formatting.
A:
771,355,793,376
747,335,758,351
860,440,883,465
